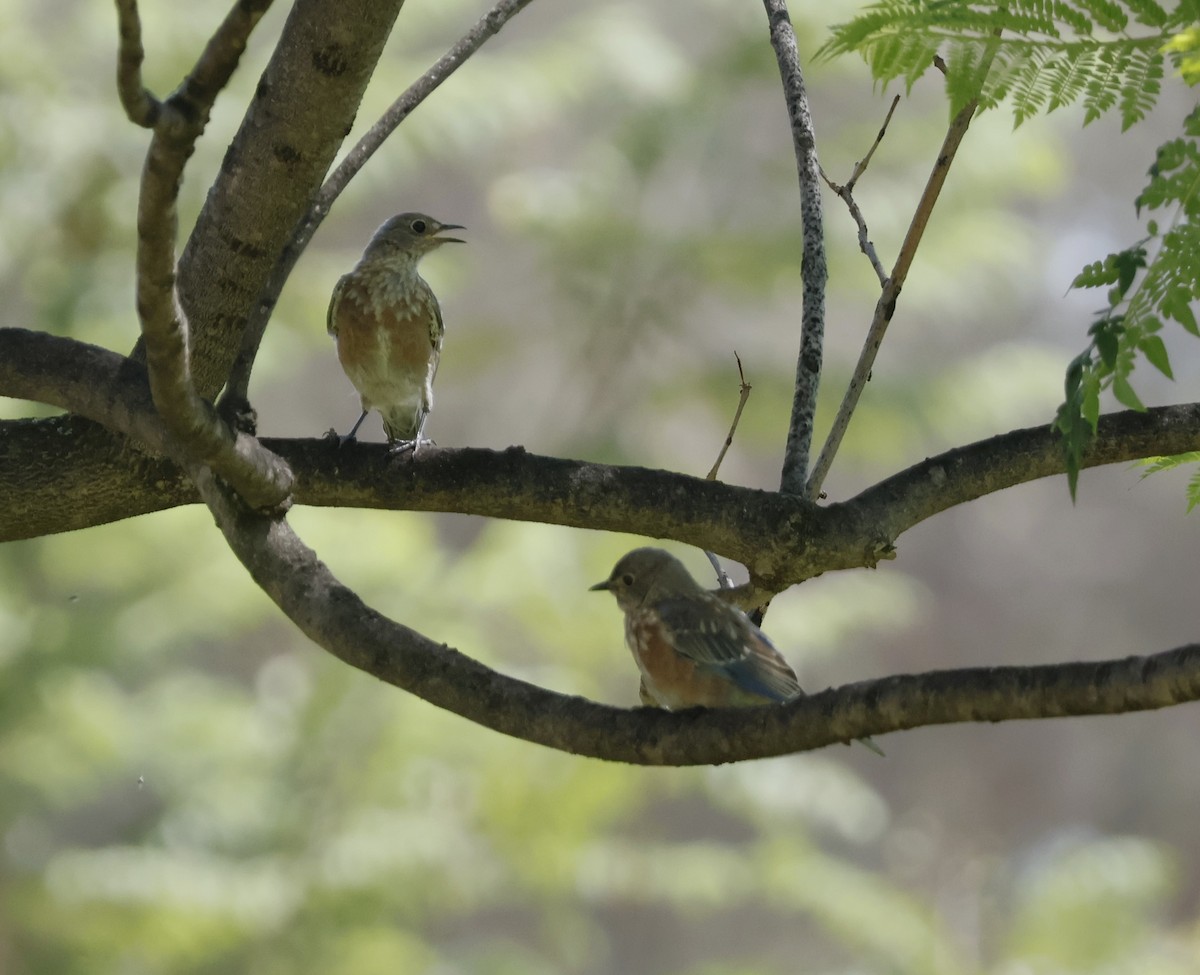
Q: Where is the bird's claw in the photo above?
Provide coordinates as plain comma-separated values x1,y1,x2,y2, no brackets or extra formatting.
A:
324,427,358,448
387,436,435,458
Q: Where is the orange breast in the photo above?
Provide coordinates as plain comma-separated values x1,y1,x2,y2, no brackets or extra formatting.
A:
331,276,439,421
628,616,747,709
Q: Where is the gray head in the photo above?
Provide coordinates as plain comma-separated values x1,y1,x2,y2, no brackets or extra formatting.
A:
363,211,465,261
589,547,703,611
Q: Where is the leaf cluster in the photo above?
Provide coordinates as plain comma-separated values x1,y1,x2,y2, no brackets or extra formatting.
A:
1055,105,1200,497
819,0,1200,128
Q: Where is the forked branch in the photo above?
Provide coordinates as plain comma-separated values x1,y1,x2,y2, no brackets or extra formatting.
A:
820,93,901,287
807,97,979,500
120,0,292,508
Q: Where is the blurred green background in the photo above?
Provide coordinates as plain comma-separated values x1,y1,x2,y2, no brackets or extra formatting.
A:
3,0,1200,972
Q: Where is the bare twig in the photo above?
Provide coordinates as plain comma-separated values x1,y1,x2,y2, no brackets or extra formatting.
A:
846,93,900,193
820,94,900,286
702,353,753,590
821,166,887,286
806,97,979,500
706,352,753,481
762,0,828,497
114,0,161,126
222,0,538,406
130,0,291,508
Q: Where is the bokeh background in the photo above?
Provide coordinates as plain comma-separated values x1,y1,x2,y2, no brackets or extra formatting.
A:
3,0,1199,972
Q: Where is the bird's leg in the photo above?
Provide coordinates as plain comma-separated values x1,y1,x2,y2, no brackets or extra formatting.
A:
388,406,435,458
336,409,369,447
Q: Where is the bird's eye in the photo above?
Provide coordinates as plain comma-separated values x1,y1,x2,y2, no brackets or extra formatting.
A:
621,573,634,586
410,219,427,234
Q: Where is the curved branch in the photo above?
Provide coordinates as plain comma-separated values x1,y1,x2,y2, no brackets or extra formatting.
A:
131,0,291,508
762,0,827,496
849,403,1200,539
195,462,1200,764
1,0,416,535
114,0,161,126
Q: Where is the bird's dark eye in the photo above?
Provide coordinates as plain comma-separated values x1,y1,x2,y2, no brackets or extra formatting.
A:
621,573,634,586
410,219,427,234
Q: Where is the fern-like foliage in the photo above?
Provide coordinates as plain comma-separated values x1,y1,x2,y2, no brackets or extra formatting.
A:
818,0,1200,128
1054,105,1200,499
1136,452,1200,511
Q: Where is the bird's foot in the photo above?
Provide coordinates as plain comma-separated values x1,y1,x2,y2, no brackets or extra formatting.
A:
387,435,435,458
324,427,358,448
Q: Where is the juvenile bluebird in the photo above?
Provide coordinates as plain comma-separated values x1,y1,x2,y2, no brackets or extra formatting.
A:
591,547,884,755
327,212,464,452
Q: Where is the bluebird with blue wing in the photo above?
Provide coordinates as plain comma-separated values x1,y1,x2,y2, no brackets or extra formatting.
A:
591,547,883,755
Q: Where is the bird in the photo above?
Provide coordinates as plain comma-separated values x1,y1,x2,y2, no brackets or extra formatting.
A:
590,547,884,755
326,211,464,452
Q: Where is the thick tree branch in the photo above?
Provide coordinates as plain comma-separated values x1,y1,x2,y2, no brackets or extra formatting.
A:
197,464,1200,763
6,330,1200,589
808,98,979,499
224,0,539,406
762,0,827,497
850,402,1200,539
129,0,290,509
174,0,411,399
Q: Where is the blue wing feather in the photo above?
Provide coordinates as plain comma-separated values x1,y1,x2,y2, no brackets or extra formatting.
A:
655,595,803,701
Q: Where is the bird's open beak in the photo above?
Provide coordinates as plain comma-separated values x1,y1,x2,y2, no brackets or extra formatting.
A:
435,223,466,244
588,579,612,592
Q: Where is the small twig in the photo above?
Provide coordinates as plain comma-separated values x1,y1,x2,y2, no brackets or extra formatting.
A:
704,551,734,590
806,97,980,501
762,0,828,497
820,94,900,286
114,0,161,126
807,31,1002,501
222,0,537,406
706,352,753,481
821,165,888,286
702,352,753,591
846,94,900,193
130,0,290,508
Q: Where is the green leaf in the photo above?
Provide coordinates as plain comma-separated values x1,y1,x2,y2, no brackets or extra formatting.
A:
1072,259,1118,289
1081,370,1102,430
1164,292,1199,336
1138,334,1174,377
1136,451,1200,476
1111,374,1146,410
1091,319,1122,368
1112,246,1148,295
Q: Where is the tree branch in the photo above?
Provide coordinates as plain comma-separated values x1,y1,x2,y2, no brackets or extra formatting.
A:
113,0,161,127
762,0,827,497
196,463,1200,763
820,93,900,287
174,0,412,398
808,98,979,499
1,0,416,536
129,0,290,509
223,0,539,407
7,331,1200,589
